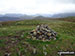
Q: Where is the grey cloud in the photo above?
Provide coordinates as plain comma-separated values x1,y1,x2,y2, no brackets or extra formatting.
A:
55,0,75,4
36,0,75,4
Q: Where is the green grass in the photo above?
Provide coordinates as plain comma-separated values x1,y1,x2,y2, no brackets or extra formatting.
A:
0,18,75,56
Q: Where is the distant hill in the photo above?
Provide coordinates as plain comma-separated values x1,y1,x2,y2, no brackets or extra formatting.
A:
51,13,75,18
0,14,34,21
20,15,34,19
33,16,46,19
0,17,21,21
0,14,4,17
4,14,24,17
0,13,75,21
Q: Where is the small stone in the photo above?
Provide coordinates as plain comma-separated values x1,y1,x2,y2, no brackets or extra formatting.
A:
33,48,37,54
32,37,36,40
47,33,51,36
54,37,56,40
4,53,11,56
56,46,58,48
45,44,48,47
43,46,46,50
39,36,42,38
12,41,15,43
46,39,49,41
37,31,40,34
18,51,21,56
33,32,37,35
27,36,31,38
21,35,24,37
43,51,47,56
42,38,45,41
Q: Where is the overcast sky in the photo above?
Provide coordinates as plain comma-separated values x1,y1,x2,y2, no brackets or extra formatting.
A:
0,0,75,15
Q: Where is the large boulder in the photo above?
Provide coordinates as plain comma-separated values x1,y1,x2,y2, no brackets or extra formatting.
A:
30,24,57,41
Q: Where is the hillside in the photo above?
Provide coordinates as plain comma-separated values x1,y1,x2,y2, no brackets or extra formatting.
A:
57,16,75,22
0,17,75,56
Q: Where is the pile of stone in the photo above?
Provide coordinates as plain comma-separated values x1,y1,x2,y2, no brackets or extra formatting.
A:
30,24,57,41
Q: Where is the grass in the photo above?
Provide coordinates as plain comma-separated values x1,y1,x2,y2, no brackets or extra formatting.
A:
0,18,75,56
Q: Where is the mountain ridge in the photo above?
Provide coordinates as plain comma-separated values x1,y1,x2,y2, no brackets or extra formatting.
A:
0,12,75,21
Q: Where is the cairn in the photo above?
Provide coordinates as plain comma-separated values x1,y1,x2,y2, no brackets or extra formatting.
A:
30,24,57,41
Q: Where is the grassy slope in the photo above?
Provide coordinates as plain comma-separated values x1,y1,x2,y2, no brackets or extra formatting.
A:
0,18,75,56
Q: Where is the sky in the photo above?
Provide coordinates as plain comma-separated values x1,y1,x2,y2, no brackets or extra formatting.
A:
0,0,75,15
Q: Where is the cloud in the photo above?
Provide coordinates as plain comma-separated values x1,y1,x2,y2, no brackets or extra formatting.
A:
36,0,75,4
56,0,75,4
0,0,75,14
